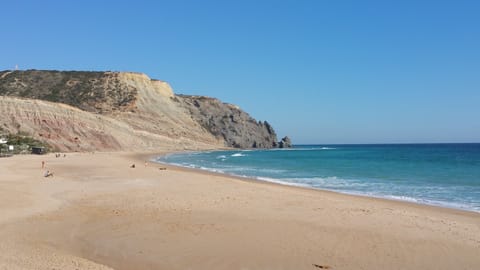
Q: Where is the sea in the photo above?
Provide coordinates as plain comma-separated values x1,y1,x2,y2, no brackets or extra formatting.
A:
155,144,480,213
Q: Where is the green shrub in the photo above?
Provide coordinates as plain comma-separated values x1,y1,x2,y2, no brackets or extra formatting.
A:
3,133,51,154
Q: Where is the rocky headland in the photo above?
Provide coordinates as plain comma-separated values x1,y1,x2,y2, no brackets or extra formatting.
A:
0,70,290,152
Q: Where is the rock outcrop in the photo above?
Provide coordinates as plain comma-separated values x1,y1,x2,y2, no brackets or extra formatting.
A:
0,70,284,151
177,95,278,148
278,136,292,148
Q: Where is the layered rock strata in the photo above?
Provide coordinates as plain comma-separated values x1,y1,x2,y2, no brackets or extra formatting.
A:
0,70,285,151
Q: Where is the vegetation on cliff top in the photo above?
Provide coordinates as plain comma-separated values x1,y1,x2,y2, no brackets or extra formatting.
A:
0,70,137,113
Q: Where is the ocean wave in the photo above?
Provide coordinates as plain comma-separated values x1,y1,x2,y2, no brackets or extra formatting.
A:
383,195,423,203
251,176,479,212
378,194,479,213
225,167,287,174
199,166,225,173
255,176,305,186
287,176,370,189
152,152,480,213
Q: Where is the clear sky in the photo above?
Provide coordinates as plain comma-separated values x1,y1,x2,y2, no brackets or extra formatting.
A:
1,0,479,144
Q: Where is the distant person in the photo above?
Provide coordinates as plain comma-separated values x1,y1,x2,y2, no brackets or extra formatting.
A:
44,170,53,177
130,164,136,168
41,161,45,169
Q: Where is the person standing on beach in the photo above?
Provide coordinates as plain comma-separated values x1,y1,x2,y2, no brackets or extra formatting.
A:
41,161,45,169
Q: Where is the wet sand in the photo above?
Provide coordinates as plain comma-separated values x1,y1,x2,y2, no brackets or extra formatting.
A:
0,152,479,270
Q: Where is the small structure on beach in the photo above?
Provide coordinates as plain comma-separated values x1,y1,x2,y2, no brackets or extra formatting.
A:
31,146,46,155
0,138,12,157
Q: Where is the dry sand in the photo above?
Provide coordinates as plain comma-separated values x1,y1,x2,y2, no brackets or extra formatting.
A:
0,152,479,270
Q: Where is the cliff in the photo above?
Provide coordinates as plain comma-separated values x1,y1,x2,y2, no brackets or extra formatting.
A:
177,95,277,148
0,70,282,151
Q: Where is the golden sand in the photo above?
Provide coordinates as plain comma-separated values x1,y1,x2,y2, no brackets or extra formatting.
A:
1,152,479,270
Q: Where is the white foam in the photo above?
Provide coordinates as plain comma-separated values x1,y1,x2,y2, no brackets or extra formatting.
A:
336,191,480,213
254,176,311,188
231,153,246,157
199,166,225,173
248,176,480,213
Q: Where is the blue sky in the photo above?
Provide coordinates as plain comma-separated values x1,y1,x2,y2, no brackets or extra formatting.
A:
1,0,479,144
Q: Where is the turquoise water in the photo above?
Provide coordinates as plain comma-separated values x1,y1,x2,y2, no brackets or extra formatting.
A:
155,144,480,212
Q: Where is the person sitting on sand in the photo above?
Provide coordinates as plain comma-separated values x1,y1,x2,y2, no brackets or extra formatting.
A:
44,170,53,177
130,164,135,168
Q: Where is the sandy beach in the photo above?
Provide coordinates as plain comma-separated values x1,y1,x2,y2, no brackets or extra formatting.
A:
0,152,479,270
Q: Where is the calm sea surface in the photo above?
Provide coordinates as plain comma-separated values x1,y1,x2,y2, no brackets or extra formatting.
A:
155,144,480,212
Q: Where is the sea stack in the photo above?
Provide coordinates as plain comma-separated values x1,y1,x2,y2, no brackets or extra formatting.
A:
278,136,292,148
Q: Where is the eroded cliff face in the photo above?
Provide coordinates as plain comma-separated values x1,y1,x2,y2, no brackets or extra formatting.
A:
177,95,278,148
0,70,280,151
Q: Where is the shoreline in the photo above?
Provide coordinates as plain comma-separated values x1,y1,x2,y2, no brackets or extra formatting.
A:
147,152,480,216
1,151,479,270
